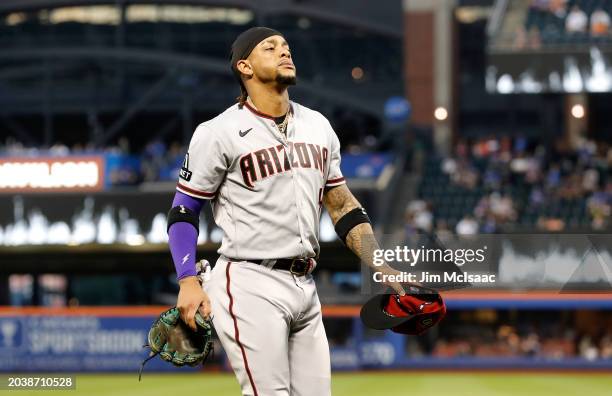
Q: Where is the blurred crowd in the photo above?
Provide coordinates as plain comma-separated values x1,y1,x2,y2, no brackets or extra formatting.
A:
406,136,611,235
432,324,612,360
516,0,611,49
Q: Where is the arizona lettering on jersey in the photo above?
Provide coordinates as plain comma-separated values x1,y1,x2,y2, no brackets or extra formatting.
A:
239,142,328,188
177,101,345,259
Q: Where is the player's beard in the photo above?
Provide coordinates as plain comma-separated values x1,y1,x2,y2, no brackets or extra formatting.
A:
276,72,297,86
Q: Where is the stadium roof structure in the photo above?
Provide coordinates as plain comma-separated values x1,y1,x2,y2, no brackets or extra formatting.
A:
0,0,404,147
0,0,403,37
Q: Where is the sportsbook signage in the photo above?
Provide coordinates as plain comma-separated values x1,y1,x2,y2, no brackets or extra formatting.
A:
0,156,104,192
0,312,200,373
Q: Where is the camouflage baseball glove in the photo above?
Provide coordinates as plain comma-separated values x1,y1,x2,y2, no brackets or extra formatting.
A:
138,306,213,380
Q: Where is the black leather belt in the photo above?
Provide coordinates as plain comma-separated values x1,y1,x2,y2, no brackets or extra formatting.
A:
228,257,313,276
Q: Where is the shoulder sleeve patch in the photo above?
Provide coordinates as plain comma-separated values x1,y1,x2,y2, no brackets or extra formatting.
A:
179,153,193,182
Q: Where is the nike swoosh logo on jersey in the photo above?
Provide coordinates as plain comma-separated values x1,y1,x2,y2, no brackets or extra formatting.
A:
239,128,253,137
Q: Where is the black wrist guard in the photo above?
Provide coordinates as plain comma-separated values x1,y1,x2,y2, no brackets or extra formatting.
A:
167,205,199,233
335,207,371,244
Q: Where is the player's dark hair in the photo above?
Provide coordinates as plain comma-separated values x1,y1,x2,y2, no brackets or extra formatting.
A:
237,84,248,108
230,27,283,109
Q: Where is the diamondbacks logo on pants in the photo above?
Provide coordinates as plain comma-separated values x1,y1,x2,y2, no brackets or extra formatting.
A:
179,153,193,181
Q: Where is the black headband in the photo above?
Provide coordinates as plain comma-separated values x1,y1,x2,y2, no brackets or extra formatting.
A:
229,26,283,83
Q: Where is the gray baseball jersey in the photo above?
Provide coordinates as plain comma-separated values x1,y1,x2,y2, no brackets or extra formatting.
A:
180,100,342,395
177,100,346,260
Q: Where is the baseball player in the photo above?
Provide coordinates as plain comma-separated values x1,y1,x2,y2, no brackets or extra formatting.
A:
167,27,405,396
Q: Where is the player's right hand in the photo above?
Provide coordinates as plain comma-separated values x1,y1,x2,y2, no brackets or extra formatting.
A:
177,276,211,331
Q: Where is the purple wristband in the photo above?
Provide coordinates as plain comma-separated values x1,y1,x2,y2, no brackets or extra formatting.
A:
168,191,205,280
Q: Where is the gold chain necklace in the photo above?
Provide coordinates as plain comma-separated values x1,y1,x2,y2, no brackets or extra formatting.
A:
276,110,291,134
247,97,291,134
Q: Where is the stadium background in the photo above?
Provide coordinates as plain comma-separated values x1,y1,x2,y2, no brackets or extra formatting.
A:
0,0,610,395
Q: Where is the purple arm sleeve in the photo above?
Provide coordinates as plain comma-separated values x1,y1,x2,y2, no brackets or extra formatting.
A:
168,191,205,280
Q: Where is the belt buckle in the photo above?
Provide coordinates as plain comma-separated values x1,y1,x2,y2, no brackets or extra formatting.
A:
289,258,308,276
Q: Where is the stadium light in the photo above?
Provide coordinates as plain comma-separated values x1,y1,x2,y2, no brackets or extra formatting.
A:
351,67,364,80
571,104,585,119
434,106,448,121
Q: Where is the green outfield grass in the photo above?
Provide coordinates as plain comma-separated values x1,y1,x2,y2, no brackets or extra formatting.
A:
7,372,612,396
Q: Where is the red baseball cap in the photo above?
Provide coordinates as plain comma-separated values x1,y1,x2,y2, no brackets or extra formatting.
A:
360,285,446,335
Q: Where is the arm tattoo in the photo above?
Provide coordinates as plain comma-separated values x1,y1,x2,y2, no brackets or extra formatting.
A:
323,185,380,270
323,184,359,223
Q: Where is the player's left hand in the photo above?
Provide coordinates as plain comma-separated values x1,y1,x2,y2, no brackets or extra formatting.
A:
376,265,419,296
